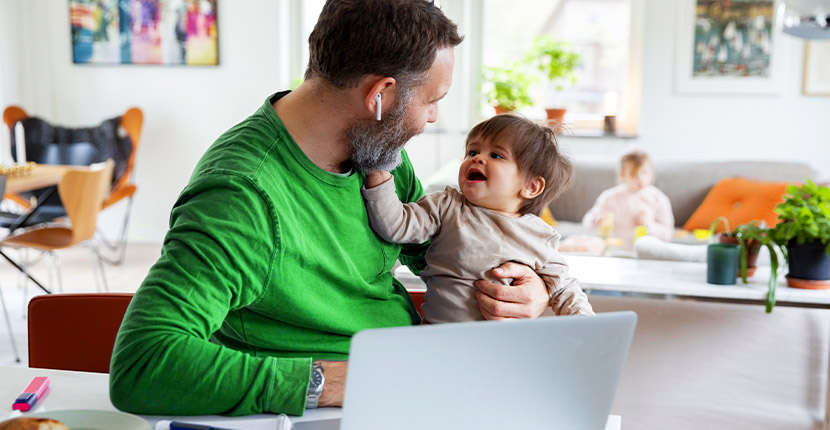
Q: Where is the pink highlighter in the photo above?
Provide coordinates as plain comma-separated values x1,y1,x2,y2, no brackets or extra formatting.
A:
13,377,49,411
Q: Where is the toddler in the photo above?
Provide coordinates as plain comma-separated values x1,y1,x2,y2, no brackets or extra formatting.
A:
582,149,674,245
362,114,594,324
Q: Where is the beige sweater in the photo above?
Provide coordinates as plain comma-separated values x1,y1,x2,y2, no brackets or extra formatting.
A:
362,181,594,323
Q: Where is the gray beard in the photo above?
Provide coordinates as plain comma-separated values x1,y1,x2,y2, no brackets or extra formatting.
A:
346,92,419,172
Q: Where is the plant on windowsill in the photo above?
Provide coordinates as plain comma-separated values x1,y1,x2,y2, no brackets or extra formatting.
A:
483,63,535,114
710,217,780,313
525,35,580,124
768,180,830,291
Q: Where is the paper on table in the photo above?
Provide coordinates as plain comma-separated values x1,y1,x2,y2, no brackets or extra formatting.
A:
155,414,292,430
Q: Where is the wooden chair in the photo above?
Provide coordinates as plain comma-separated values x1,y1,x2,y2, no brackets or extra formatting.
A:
27,293,133,373
0,160,114,292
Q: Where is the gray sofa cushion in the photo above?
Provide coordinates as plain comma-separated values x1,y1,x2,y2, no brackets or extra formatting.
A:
550,160,818,227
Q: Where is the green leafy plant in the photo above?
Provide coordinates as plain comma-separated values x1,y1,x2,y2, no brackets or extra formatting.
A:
710,217,780,313
483,64,536,111
526,35,580,91
769,180,830,255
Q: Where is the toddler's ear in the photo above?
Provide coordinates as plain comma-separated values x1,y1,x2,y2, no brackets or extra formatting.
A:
520,176,545,199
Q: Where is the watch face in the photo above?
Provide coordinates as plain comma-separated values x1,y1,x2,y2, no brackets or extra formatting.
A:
311,369,324,388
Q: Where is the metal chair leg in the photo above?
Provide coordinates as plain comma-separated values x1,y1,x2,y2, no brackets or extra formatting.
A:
0,284,21,363
53,252,63,293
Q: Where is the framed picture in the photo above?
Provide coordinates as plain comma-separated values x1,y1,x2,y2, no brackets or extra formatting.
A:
70,0,218,65
674,0,783,95
803,41,830,96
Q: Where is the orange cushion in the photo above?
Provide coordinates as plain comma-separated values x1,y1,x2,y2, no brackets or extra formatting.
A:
683,178,791,233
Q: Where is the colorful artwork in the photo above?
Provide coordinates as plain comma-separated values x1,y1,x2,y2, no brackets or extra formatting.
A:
692,0,774,78
70,0,218,65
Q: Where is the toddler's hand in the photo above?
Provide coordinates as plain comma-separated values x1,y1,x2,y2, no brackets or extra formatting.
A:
635,207,654,226
365,171,392,188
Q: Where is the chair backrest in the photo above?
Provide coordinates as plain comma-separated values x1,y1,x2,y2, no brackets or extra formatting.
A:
58,160,114,244
2,105,28,129
28,293,134,373
115,107,142,191
408,290,425,318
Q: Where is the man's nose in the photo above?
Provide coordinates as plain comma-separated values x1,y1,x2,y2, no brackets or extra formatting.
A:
427,105,438,123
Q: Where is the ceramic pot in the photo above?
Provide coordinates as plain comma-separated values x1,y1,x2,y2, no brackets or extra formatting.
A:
718,235,761,278
494,106,513,115
787,241,830,287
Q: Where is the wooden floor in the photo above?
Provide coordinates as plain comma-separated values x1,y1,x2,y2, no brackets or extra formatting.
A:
0,242,162,366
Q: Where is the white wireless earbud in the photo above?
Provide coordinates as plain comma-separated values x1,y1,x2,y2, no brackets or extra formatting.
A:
375,93,382,121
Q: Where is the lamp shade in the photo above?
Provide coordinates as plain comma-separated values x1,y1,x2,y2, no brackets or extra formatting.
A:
777,0,830,39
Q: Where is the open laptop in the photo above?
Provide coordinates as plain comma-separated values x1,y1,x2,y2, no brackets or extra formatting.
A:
296,311,636,430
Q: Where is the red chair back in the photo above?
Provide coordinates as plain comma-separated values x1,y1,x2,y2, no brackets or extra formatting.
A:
28,293,133,373
408,290,425,318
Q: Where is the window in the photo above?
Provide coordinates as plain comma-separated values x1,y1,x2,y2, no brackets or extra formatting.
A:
480,0,640,134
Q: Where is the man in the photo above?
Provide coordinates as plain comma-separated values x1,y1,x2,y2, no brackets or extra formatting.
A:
110,0,551,416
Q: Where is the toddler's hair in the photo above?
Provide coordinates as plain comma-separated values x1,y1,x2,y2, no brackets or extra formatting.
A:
619,149,651,173
466,114,573,216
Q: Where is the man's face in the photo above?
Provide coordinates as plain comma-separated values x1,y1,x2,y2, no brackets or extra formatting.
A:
347,47,455,172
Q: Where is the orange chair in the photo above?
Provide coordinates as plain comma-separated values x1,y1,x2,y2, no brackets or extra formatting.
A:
2,105,143,265
28,293,133,373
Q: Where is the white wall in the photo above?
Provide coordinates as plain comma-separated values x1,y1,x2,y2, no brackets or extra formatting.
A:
1,0,829,242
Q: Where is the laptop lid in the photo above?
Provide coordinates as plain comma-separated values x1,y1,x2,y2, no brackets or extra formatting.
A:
340,311,636,430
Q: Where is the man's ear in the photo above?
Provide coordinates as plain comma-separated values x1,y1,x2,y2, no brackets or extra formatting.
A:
520,176,545,200
364,77,397,118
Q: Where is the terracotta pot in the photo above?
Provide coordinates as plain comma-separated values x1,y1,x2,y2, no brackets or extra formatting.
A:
545,108,567,124
718,234,760,278
494,106,513,115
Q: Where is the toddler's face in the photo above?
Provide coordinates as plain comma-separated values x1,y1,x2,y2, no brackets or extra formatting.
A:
457,136,527,215
620,161,654,192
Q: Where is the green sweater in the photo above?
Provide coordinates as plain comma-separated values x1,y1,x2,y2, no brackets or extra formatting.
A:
109,92,427,416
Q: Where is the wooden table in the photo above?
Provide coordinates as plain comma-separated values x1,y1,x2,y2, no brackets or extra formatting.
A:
4,164,76,195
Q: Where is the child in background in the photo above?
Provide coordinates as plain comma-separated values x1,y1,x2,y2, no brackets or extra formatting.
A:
362,114,594,324
582,149,674,246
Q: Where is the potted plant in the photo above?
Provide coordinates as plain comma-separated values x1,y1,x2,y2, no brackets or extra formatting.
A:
526,35,580,123
718,221,765,280
483,63,535,114
710,217,781,313
769,180,830,289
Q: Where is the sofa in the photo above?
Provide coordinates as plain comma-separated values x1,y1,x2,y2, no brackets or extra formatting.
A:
548,158,819,239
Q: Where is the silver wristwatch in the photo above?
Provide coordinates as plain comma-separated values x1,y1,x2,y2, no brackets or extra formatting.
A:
306,361,325,409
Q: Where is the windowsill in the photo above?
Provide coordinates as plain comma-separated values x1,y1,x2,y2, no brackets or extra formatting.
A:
563,129,638,139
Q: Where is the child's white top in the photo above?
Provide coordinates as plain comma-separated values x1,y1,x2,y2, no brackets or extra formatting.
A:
582,184,674,244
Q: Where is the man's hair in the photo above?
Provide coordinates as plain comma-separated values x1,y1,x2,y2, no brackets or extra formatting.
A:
306,0,463,89
619,149,651,174
466,115,573,216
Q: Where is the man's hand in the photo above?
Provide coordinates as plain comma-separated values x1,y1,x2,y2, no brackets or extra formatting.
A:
365,171,392,188
318,360,348,407
474,262,549,320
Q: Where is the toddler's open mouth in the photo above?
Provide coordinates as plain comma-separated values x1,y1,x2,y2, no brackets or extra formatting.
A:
467,169,487,181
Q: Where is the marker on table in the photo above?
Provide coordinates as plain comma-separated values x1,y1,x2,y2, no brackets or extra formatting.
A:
12,376,49,411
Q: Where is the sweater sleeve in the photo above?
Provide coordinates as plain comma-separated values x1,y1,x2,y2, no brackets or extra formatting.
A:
644,188,675,241
362,180,451,244
537,236,595,316
582,189,612,230
110,173,311,416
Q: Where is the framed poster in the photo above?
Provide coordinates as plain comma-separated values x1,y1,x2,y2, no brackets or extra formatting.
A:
674,0,783,95
70,0,218,65
803,41,830,96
